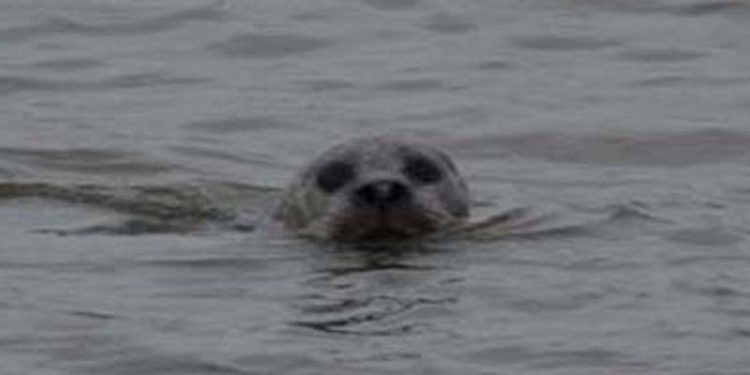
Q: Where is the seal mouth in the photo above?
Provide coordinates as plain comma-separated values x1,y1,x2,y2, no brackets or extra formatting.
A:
328,207,445,242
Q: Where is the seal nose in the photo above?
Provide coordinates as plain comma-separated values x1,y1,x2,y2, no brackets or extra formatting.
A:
354,180,411,209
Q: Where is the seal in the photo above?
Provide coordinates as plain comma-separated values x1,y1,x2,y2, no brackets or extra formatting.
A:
275,134,470,241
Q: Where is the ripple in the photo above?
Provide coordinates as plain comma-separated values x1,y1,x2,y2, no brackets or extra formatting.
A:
291,295,450,336
169,145,257,164
361,0,420,11
510,35,623,51
0,148,172,175
602,203,671,225
421,12,477,34
312,262,437,280
0,73,205,96
397,105,489,123
465,345,641,368
730,328,750,339
28,58,106,71
66,309,119,321
630,73,750,88
375,78,446,92
0,76,61,96
139,257,266,270
454,129,750,166
0,165,15,179
476,60,513,71
558,0,662,14
665,0,746,16
532,349,643,369
81,355,249,375
181,116,292,134
665,226,744,246
560,0,746,16
296,79,356,92
35,218,201,236
208,33,334,59
0,3,226,42
671,275,750,315
666,255,750,267
0,182,270,235
99,73,206,89
617,48,707,63
506,291,603,313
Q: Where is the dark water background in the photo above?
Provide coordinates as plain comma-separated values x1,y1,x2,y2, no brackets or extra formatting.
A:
2,0,750,374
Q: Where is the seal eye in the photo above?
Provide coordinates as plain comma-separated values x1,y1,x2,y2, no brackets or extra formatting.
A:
404,155,442,184
316,161,355,193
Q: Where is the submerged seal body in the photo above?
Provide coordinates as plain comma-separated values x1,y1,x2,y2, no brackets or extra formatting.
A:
276,134,469,241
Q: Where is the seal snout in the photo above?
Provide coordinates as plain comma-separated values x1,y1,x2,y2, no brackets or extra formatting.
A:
353,179,412,210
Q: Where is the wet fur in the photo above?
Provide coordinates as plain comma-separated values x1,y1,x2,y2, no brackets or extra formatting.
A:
276,134,469,242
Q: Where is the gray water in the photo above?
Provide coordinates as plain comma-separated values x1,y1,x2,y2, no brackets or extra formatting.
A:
2,0,750,374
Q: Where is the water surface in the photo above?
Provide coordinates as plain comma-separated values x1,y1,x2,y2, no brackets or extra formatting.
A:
2,0,750,374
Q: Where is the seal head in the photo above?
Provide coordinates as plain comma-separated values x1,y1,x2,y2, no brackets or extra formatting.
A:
276,135,469,241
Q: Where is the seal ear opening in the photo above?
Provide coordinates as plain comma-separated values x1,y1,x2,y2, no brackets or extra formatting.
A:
316,161,355,193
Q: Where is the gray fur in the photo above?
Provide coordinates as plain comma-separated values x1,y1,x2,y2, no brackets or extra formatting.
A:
276,134,469,241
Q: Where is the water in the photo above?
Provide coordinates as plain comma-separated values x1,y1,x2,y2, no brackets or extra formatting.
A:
1,0,750,373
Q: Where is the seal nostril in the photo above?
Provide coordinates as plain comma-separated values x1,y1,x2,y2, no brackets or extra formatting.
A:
355,180,411,209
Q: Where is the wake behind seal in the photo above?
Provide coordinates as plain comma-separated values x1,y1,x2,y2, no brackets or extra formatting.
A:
275,134,469,242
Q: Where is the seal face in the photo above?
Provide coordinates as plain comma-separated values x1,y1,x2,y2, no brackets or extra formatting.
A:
276,135,469,241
